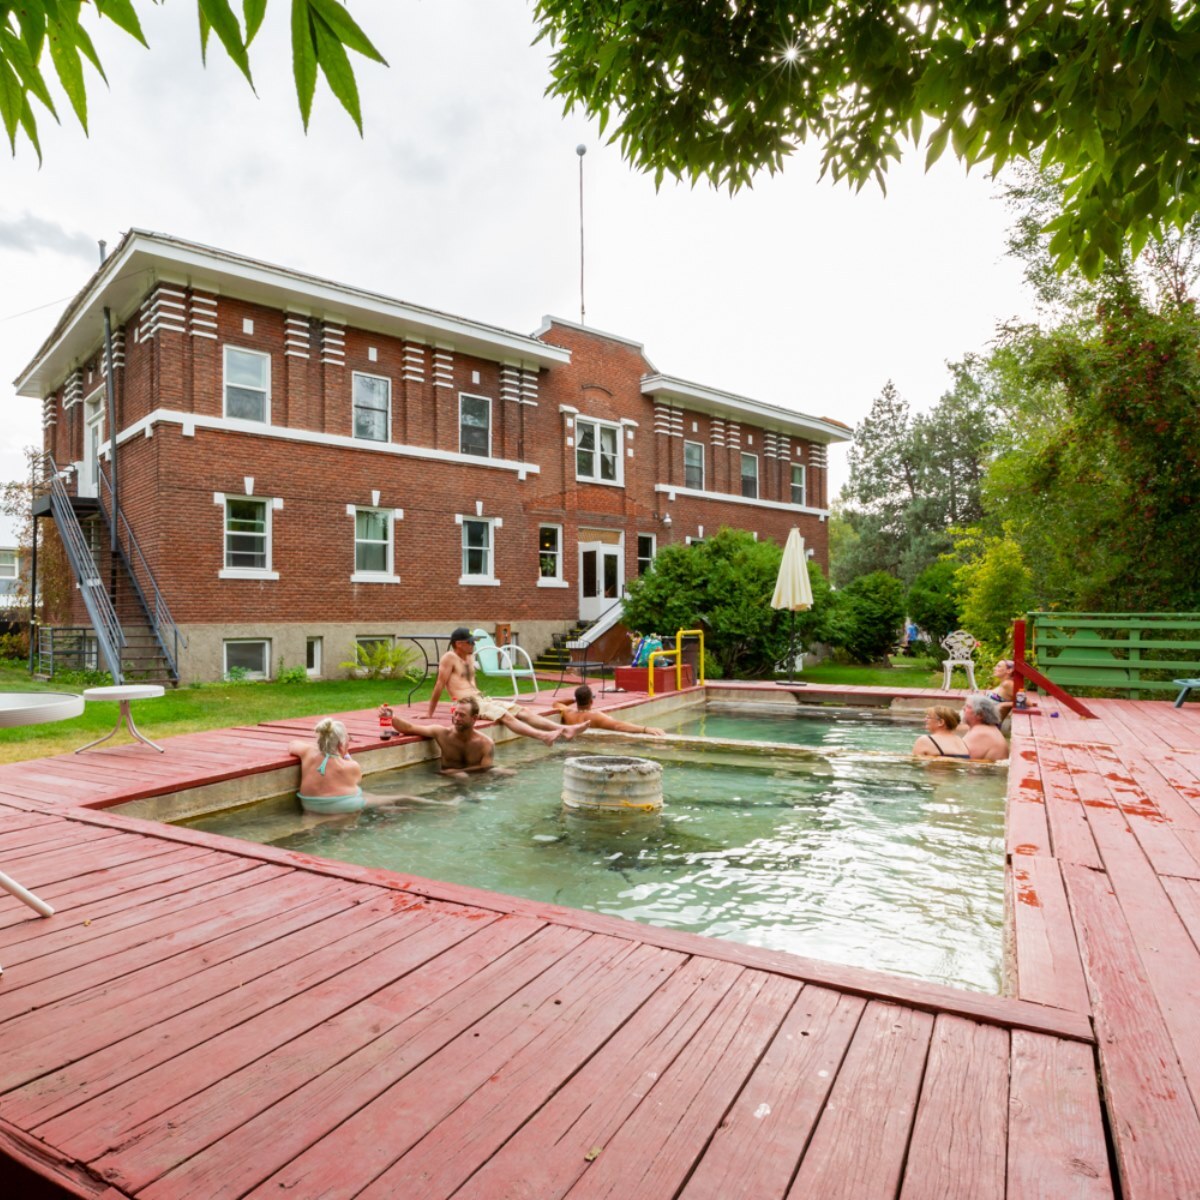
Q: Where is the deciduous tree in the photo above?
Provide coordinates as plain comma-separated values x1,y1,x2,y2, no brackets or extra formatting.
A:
535,0,1200,275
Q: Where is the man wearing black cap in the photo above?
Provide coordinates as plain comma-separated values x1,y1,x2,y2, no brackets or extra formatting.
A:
423,627,587,746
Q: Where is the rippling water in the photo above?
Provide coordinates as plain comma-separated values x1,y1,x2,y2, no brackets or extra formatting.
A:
193,721,1007,993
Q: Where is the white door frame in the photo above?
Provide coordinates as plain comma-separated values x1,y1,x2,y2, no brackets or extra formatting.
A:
80,394,104,499
577,533,624,623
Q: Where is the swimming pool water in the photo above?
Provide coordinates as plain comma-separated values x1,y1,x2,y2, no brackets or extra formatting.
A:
191,735,1006,993
670,706,921,754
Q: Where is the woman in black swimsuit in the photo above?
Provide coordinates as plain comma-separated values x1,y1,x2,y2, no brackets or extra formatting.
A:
913,706,972,759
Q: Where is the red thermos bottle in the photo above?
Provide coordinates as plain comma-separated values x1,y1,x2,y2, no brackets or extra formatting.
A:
379,704,393,740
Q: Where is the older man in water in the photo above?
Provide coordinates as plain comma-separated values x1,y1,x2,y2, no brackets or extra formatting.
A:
962,694,1008,761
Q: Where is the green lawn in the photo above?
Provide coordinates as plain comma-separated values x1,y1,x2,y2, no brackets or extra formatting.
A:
0,657,943,764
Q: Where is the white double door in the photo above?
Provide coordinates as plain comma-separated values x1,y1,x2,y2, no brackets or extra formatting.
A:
578,535,623,623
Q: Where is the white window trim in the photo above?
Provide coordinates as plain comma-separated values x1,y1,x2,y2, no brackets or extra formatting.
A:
459,392,493,459
352,371,392,443
218,494,278,580
740,452,760,499
306,637,323,678
683,440,705,490
0,552,18,579
223,638,270,680
537,522,567,587
458,514,501,585
791,463,807,507
575,416,625,487
636,532,657,574
223,345,271,424
349,505,401,584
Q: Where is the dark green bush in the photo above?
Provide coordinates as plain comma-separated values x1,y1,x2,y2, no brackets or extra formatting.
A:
829,571,907,664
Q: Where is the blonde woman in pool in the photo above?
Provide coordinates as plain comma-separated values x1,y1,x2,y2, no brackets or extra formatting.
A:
912,706,972,760
288,717,423,815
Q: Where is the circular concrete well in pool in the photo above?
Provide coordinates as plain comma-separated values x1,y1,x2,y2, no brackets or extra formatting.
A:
562,755,664,813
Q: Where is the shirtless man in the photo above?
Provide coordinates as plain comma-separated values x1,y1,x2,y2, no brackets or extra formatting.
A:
386,694,513,778
962,695,1009,761
427,627,586,746
554,684,666,737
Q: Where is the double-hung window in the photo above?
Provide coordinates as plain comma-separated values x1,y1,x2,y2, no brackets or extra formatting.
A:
791,463,807,506
353,508,394,580
637,534,656,576
576,418,622,484
353,373,390,442
224,347,269,423
461,518,496,583
224,498,270,572
460,394,491,458
683,441,705,490
0,550,16,579
741,453,759,499
538,524,566,586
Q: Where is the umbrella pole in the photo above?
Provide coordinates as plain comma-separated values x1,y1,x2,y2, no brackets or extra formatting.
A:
776,609,806,686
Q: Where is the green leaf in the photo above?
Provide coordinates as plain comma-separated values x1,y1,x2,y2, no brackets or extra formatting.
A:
0,55,23,149
0,25,59,116
17,93,43,162
93,0,148,46
243,0,267,44
197,0,253,86
198,1,211,63
291,0,317,129
46,15,88,130
924,120,950,169
308,0,387,64
312,11,361,132
71,20,108,83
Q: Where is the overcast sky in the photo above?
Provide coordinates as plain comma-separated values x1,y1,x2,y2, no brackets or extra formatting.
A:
0,0,1031,544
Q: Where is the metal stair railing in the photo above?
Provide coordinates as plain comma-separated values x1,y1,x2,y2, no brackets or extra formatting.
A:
97,468,185,681
37,456,124,683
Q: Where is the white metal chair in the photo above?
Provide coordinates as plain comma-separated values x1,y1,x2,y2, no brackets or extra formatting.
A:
940,629,979,690
472,629,539,697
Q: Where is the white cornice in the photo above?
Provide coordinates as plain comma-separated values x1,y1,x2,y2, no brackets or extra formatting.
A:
642,374,850,445
16,230,570,398
655,483,828,520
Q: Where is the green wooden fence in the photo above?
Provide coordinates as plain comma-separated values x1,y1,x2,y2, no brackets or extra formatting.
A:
1028,612,1200,698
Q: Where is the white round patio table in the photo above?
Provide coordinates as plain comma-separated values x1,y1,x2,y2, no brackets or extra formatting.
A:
76,684,166,754
0,691,86,928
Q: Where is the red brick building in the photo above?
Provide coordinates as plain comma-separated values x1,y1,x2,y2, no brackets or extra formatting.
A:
17,231,849,683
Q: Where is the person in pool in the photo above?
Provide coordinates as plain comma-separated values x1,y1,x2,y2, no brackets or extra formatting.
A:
912,706,971,760
289,718,403,815
553,684,666,737
427,627,587,745
384,693,515,779
988,658,1016,720
962,694,1009,761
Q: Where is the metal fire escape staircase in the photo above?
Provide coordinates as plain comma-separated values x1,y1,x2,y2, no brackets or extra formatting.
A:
37,457,185,685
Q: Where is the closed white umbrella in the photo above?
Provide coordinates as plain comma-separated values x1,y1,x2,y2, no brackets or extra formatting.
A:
771,528,813,683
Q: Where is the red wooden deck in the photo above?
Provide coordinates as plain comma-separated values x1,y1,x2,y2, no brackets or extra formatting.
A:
0,690,1195,1197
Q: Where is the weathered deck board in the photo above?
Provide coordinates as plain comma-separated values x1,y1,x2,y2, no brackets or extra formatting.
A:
1006,1030,1113,1198
899,1014,1008,1200
1064,862,1200,1197
786,1001,933,1199
1036,741,1103,868
1010,853,1090,1013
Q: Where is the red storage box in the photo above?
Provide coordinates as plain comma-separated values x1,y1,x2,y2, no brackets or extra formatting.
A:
614,664,695,693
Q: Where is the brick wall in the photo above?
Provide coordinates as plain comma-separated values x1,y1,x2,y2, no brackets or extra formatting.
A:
41,283,836,679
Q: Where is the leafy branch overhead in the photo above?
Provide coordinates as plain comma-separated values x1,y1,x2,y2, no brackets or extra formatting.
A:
0,0,386,159
532,0,1200,277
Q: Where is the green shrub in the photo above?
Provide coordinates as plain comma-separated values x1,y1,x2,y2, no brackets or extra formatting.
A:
224,665,251,684
828,571,907,664
51,667,114,687
907,559,961,645
0,630,29,659
276,657,308,684
340,641,419,680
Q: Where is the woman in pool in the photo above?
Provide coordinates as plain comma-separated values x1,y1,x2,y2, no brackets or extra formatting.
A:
912,706,972,760
288,717,402,815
